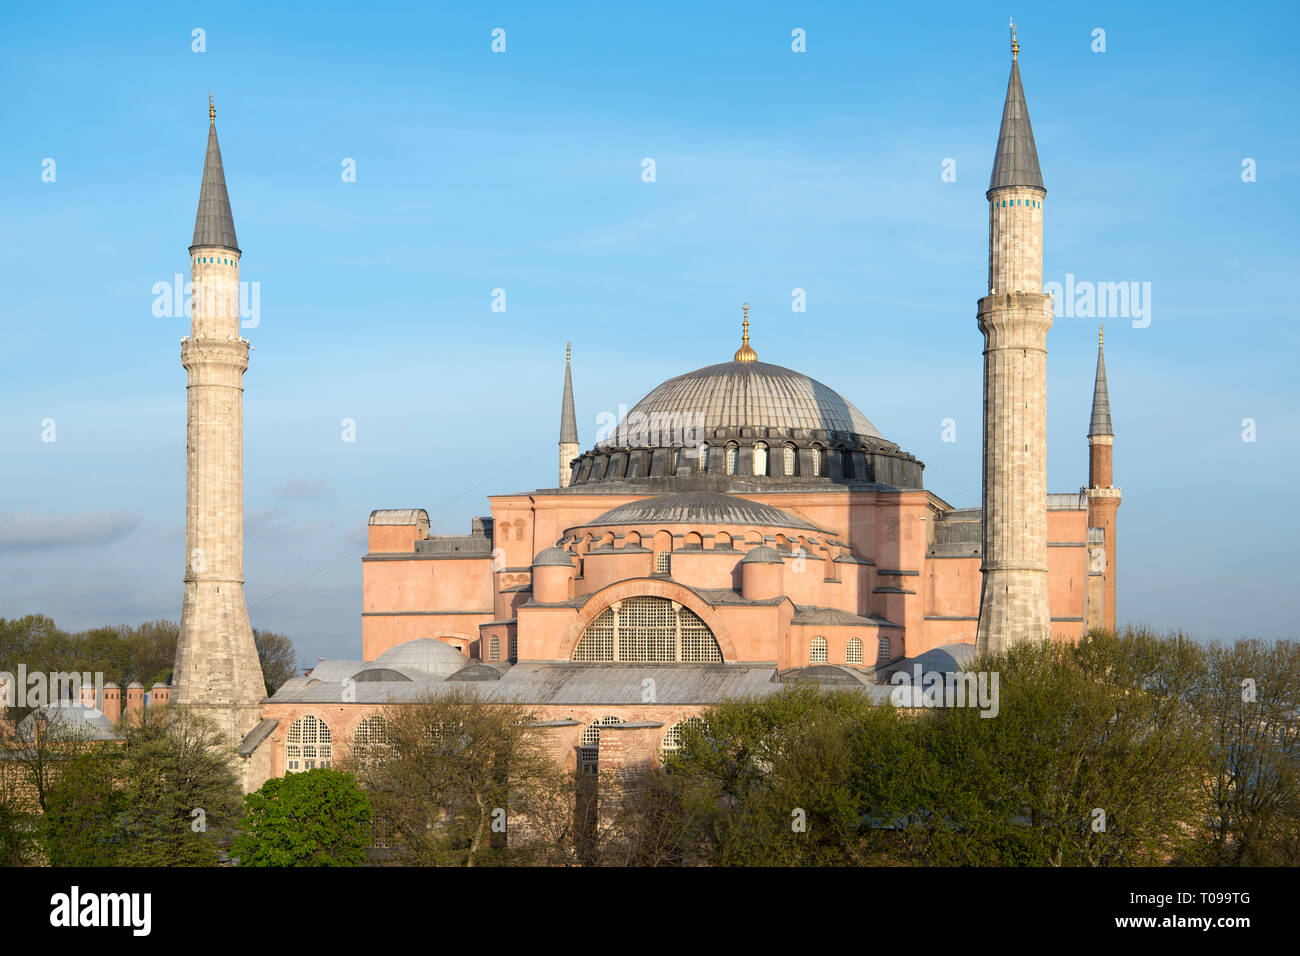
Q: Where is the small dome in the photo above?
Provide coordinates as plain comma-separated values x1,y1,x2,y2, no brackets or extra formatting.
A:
580,492,823,532
533,547,574,567
126,681,145,689
375,638,469,676
741,545,784,565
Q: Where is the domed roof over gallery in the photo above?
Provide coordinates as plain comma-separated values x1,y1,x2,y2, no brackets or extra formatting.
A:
579,491,824,532
374,637,469,676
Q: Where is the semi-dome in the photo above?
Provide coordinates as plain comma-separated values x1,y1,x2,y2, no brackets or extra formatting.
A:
740,544,785,564
630,360,881,439
374,638,469,676
578,492,823,532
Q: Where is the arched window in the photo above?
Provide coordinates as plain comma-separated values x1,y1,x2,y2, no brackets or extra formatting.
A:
654,551,671,574
809,636,828,664
352,715,392,769
671,447,683,474
877,635,893,665
286,715,332,772
625,531,641,549
783,444,796,476
697,443,709,472
573,596,723,662
489,634,500,661
579,715,624,775
810,446,823,477
839,446,853,480
661,717,706,761
753,442,768,476
725,443,738,475
846,637,863,665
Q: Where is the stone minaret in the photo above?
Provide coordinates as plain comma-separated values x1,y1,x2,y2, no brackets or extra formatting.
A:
173,98,266,743
1086,325,1121,631
975,25,1052,656
558,343,579,487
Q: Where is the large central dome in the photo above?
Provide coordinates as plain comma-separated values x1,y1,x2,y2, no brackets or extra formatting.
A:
559,330,924,492
628,360,882,439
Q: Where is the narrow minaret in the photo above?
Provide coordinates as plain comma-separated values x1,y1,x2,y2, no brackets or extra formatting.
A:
173,97,266,744
558,342,579,487
1086,325,1121,631
975,23,1053,656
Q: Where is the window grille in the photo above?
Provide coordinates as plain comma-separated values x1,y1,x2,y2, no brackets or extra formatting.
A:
572,596,722,662
753,442,768,476
877,635,893,664
810,447,822,477
654,551,671,574
353,715,392,769
579,715,624,775
489,634,500,661
846,637,863,665
783,445,796,476
809,636,829,664
661,717,705,760
286,715,332,772
725,444,738,475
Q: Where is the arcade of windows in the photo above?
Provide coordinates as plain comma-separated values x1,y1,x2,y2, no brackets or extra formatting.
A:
573,596,723,663
808,635,872,666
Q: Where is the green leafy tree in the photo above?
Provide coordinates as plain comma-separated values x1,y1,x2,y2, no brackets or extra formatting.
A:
233,768,371,867
36,707,242,866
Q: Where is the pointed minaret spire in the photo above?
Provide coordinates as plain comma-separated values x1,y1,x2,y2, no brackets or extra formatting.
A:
988,26,1044,193
191,98,240,253
558,343,579,487
1086,323,1121,633
1089,324,1114,437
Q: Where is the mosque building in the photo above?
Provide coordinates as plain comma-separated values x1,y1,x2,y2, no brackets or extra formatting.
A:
162,36,1121,789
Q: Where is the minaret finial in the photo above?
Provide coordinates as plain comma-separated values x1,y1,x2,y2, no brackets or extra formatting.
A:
566,341,571,363
209,92,215,124
1010,18,1019,61
1099,323,1104,347
733,303,757,363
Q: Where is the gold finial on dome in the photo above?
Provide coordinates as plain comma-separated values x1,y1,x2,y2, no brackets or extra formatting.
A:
1010,18,1019,61
733,303,757,363
209,92,215,123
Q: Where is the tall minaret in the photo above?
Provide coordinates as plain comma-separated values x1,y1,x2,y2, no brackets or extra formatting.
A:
1086,325,1121,631
173,97,266,743
558,343,579,487
975,23,1053,656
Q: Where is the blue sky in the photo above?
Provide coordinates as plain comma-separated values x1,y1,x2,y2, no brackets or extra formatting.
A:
1,1,1297,664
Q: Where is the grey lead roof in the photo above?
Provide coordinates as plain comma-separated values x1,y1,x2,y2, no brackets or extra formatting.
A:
1088,340,1114,437
988,60,1044,193
560,349,579,444
577,491,826,532
627,360,882,439
190,122,240,252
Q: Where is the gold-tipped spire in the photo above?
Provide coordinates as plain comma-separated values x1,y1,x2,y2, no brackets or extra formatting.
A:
566,341,571,363
1099,323,1103,347
733,303,757,363
209,92,215,124
1010,18,1019,61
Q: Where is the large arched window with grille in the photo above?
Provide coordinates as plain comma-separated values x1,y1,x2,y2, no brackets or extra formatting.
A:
697,442,709,472
810,446,823,477
661,716,706,761
783,444,796,476
352,715,392,769
573,596,723,662
753,442,768,476
489,634,501,661
286,715,332,772
725,443,738,475
809,636,829,664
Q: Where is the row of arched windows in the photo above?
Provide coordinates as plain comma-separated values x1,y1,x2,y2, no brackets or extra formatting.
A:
809,635,888,666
